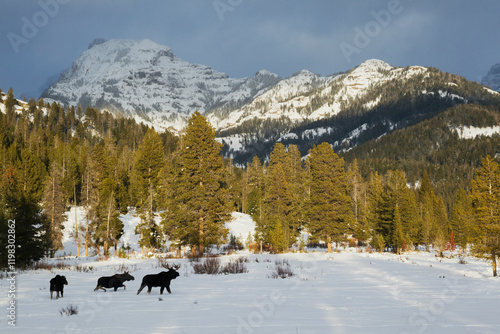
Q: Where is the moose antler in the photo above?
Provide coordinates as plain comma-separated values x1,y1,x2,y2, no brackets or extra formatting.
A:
162,263,180,270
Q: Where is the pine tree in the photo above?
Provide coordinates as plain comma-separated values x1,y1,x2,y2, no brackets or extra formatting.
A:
5,88,16,115
307,143,353,252
81,145,99,256
132,128,165,252
162,112,231,255
366,171,384,241
96,177,123,256
386,170,420,251
450,188,473,252
43,162,67,255
264,161,290,252
392,205,404,254
284,145,306,247
0,166,49,267
470,156,500,276
348,160,370,244
246,156,265,252
16,148,46,203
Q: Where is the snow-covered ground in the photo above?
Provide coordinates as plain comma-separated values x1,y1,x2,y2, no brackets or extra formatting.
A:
452,125,500,140
1,252,499,333
2,208,499,333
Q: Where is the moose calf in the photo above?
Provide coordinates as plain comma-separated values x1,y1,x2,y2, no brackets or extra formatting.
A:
50,275,68,300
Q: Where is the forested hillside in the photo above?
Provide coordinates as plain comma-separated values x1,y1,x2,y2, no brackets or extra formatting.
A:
343,103,500,210
224,66,500,164
1,86,499,276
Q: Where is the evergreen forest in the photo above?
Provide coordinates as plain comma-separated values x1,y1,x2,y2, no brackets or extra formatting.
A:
0,87,499,276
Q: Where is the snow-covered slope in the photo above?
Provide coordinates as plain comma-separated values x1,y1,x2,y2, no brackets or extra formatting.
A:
214,59,430,153
42,39,281,132
210,59,418,132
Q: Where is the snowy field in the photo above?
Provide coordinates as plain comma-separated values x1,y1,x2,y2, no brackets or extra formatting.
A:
1,211,500,333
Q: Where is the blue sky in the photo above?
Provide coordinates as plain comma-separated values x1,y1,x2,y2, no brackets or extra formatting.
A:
1,0,499,99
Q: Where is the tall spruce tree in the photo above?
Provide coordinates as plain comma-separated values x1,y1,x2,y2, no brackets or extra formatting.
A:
470,155,500,276
43,162,67,255
246,156,265,252
264,161,290,251
307,143,353,252
97,177,123,255
0,166,49,268
132,128,165,252
162,112,231,255
81,144,99,256
347,160,370,244
450,188,473,252
386,170,420,251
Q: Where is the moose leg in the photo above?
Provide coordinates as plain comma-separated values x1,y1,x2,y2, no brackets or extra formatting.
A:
137,284,147,295
166,284,172,294
60,289,64,298
160,286,164,295
94,285,107,292
147,286,152,294
50,290,53,300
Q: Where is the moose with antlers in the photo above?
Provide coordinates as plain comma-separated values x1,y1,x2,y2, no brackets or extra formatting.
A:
137,264,180,295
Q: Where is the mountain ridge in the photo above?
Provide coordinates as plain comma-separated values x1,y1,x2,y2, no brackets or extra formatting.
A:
41,38,282,132
40,39,500,167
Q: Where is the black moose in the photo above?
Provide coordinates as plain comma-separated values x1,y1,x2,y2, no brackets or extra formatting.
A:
94,271,135,292
137,264,180,295
50,275,68,300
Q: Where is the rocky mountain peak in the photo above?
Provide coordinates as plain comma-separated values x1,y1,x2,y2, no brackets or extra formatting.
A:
41,39,279,132
482,63,500,92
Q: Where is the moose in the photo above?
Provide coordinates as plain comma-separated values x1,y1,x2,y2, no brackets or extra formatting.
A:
94,271,135,292
50,275,68,300
137,264,180,295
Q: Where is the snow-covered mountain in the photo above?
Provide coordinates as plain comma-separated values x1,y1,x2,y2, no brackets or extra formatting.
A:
482,63,500,92
42,39,281,132
41,39,499,164
208,59,421,132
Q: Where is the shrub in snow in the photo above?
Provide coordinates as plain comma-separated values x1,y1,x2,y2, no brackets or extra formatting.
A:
74,265,95,273
31,260,70,271
59,305,78,316
221,258,249,274
193,257,249,275
270,259,294,279
192,257,221,275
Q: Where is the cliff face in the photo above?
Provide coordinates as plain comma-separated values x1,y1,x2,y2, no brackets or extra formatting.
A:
482,63,500,92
